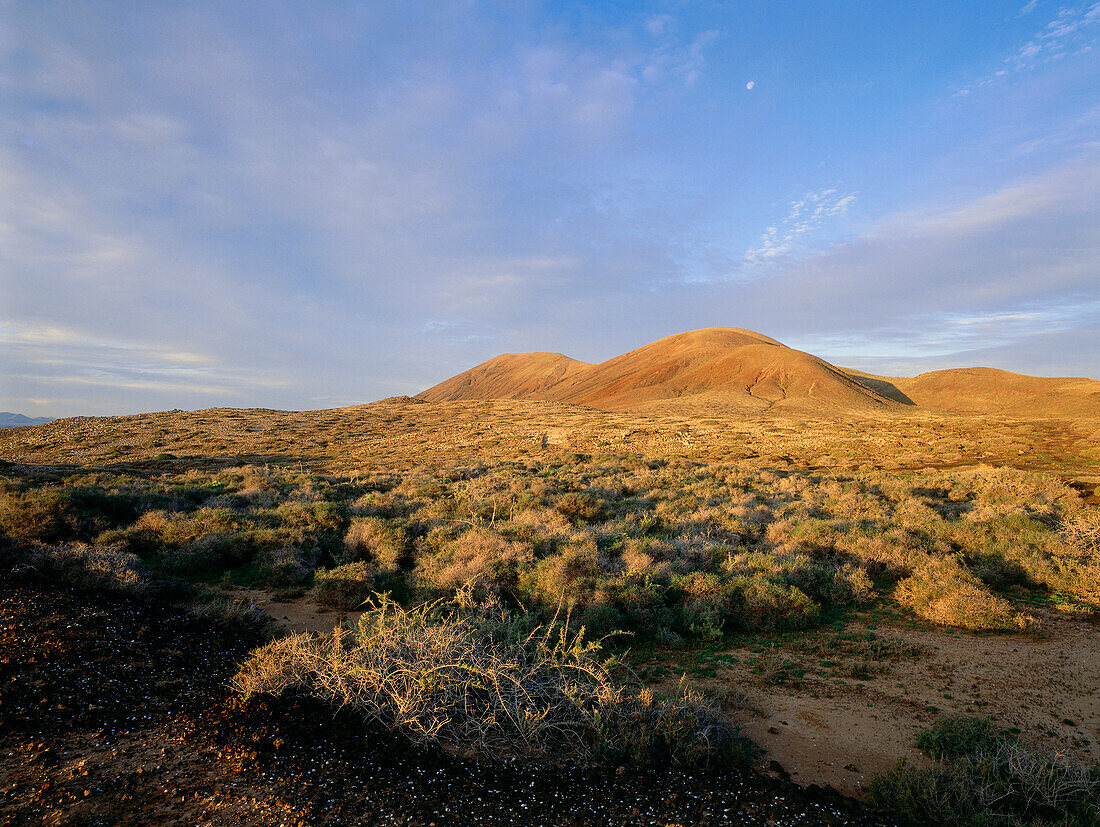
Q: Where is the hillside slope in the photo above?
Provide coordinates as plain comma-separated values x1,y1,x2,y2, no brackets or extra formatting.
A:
418,328,899,413
854,367,1100,418
417,352,592,403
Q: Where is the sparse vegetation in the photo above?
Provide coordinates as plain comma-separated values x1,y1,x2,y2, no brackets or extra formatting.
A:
872,715,1100,825
1,399,1097,797
1,442,1093,644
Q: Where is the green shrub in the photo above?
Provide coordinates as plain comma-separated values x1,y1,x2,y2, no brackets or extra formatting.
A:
311,562,377,610
732,573,819,631
915,715,1000,760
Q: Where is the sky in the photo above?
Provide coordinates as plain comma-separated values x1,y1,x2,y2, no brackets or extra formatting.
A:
2,0,1099,416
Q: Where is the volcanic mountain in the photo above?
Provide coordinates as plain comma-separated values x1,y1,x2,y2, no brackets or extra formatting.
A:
418,328,900,413
419,327,1100,417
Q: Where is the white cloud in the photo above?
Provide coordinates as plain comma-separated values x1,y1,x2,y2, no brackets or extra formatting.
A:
744,189,857,264
957,2,1100,95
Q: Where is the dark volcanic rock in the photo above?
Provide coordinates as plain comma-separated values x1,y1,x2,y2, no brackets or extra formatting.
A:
0,580,895,825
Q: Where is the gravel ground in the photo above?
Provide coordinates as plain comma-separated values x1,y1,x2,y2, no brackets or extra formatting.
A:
0,580,896,826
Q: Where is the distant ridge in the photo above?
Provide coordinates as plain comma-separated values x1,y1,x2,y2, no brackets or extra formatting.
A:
419,328,1100,417
844,367,1100,418
0,412,55,428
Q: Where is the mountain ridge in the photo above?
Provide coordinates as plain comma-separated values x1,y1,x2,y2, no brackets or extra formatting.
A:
418,328,1100,417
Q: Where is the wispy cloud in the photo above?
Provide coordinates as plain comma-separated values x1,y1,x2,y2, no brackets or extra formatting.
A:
956,2,1100,95
744,190,858,265
723,153,1100,375
0,320,290,406
2,3,1097,414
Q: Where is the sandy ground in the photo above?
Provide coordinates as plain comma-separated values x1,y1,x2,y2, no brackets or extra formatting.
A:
720,609,1100,797
230,587,1099,801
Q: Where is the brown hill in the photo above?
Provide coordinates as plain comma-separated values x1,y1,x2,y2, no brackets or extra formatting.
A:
846,367,1100,418
418,352,592,403
418,328,899,412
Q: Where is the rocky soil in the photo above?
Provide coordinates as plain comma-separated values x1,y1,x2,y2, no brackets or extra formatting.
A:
0,580,893,826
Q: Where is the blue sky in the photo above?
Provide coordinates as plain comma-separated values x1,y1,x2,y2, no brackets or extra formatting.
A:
2,1,1099,416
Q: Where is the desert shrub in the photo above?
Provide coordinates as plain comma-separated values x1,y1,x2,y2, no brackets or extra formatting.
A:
895,559,1033,631
275,501,347,542
6,542,147,593
311,561,377,610
342,517,407,570
0,487,67,541
554,492,608,524
872,716,1100,825
0,483,138,543
915,715,1001,760
255,546,317,587
417,528,534,596
903,559,1035,630
785,558,876,606
1062,509,1100,556
605,573,677,641
232,595,751,766
673,571,741,641
530,539,603,604
159,535,227,575
731,573,819,631
190,591,275,634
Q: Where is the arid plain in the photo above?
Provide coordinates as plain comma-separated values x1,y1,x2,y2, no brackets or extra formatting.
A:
2,328,1099,824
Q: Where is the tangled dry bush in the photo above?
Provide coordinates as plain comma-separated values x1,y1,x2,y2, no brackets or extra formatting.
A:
5,541,147,593
872,715,1100,825
1062,509,1100,556
232,595,749,765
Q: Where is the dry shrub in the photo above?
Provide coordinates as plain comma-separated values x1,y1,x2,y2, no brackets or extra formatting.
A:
232,596,749,765
1063,509,1100,556
9,542,146,592
895,559,1033,631
312,562,376,610
343,517,406,570
554,492,608,524
417,528,534,594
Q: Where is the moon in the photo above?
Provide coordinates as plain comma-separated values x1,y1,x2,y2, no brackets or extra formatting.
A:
746,81,755,90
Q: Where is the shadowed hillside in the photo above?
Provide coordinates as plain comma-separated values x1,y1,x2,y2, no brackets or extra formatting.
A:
879,367,1100,418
